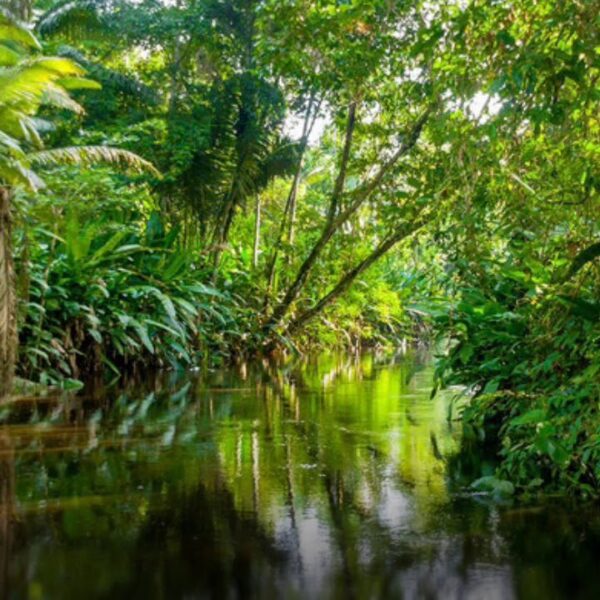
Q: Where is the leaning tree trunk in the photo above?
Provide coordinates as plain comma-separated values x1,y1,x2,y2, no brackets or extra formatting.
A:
0,188,16,400
253,195,261,269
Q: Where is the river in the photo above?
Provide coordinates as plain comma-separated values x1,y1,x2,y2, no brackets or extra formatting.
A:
1,352,599,599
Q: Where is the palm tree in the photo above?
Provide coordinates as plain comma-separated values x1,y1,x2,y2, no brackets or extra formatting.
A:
0,9,156,399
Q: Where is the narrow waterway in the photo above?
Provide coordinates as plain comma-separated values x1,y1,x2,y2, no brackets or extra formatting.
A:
1,353,599,599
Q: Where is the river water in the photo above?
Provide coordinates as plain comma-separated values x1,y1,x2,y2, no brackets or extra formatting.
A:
1,353,599,599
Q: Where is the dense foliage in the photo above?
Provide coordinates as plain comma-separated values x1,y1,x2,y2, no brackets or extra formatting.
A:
0,0,598,495
429,0,600,496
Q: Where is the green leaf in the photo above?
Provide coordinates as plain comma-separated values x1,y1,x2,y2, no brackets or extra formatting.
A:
132,322,154,354
60,378,84,391
57,76,101,90
512,409,546,426
482,379,500,394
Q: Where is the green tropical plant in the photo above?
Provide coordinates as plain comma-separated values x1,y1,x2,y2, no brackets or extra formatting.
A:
20,200,243,383
0,9,155,398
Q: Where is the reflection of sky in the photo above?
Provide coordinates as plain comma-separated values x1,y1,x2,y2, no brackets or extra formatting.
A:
377,478,412,533
298,509,335,597
399,549,516,600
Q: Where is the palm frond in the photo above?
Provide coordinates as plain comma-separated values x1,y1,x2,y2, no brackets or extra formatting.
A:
0,128,25,155
0,18,159,187
29,145,161,176
0,59,86,111
18,114,44,146
0,7,40,49
0,157,44,189
0,106,32,140
58,45,160,105
32,56,86,76
0,42,22,66
28,116,55,132
36,0,108,40
41,83,85,113
57,76,101,90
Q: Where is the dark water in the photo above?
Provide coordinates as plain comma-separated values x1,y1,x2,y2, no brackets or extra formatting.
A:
1,353,599,600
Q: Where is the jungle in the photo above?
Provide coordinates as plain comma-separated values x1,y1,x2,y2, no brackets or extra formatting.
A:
0,0,599,597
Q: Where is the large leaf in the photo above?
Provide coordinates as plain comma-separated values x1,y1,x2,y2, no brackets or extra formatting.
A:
0,42,22,66
0,9,41,50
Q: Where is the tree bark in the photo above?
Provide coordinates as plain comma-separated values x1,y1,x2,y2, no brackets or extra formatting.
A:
0,188,16,401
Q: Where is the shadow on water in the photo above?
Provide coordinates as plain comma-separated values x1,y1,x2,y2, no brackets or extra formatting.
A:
0,351,599,599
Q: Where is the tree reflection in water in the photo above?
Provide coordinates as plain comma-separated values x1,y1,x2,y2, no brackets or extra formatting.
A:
0,353,599,599
0,432,14,600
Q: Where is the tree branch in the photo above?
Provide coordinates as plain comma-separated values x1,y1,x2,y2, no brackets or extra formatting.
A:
263,92,321,307
286,217,427,335
264,99,359,326
264,106,432,331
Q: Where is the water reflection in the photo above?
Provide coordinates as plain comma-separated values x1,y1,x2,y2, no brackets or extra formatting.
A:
0,353,599,599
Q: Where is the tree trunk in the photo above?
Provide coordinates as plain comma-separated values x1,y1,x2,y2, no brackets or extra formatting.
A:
264,101,358,329
263,93,320,308
253,195,261,268
264,107,431,333
288,185,298,247
0,188,16,401
286,220,425,335
211,188,236,271
6,0,32,20
263,160,302,302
